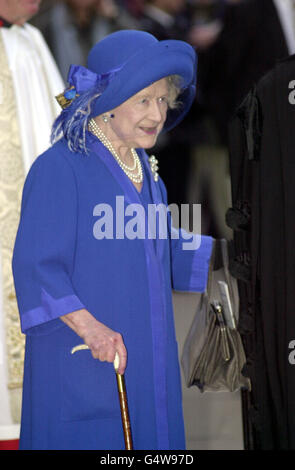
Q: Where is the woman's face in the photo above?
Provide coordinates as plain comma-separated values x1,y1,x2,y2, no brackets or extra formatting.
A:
98,78,170,153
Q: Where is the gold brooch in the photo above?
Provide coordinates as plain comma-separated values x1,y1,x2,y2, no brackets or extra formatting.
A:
148,155,159,182
55,86,79,109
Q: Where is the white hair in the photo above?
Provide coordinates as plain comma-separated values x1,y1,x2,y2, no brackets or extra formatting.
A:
166,75,183,109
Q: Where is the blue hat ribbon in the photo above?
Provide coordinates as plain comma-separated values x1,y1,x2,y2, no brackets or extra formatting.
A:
56,64,123,108
67,64,123,96
67,65,99,95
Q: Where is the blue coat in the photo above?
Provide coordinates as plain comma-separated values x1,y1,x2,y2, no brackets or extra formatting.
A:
12,135,213,450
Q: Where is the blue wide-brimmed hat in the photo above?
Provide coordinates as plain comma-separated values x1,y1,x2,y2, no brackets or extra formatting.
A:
57,30,197,133
85,30,197,131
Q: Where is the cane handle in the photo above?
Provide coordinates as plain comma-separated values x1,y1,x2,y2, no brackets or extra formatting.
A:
71,344,120,372
113,352,120,372
71,344,89,354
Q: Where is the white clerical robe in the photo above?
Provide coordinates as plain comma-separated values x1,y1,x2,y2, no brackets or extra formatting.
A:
0,22,64,442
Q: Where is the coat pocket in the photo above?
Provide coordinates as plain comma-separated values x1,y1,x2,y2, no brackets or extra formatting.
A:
60,347,121,421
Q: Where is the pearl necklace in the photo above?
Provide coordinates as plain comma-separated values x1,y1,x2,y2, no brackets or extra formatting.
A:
88,119,143,183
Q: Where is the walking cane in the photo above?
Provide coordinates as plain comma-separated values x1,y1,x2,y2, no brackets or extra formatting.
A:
71,345,133,450
113,352,133,450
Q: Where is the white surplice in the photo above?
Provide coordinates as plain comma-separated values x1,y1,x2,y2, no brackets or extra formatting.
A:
0,22,64,441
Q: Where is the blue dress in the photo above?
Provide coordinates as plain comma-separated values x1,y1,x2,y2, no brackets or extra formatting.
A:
12,134,213,450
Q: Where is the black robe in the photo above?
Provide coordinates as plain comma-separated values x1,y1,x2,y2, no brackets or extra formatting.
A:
227,54,295,449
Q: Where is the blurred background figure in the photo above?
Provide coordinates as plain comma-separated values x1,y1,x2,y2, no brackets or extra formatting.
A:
186,0,295,239
123,0,145,18
184,0,230,238
32,0,140,81
194,0,293,148
0,0,64,450
141,0,189,39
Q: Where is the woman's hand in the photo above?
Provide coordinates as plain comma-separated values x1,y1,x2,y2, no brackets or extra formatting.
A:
61,309,127,374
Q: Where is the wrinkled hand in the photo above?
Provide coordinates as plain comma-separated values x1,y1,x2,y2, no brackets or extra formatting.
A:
61,309,127,374
82,318,127,374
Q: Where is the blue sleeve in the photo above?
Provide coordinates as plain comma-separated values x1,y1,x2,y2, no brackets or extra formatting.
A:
170,229,213,293
158,177,213,293
12,150,85,335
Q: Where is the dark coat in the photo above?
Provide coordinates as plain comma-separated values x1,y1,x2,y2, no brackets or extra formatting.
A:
227,54,295,449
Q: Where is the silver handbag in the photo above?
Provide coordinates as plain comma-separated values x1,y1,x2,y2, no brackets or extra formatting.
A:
181,239,251,393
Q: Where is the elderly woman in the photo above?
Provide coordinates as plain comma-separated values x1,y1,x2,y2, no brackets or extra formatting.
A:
12,30,213,450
